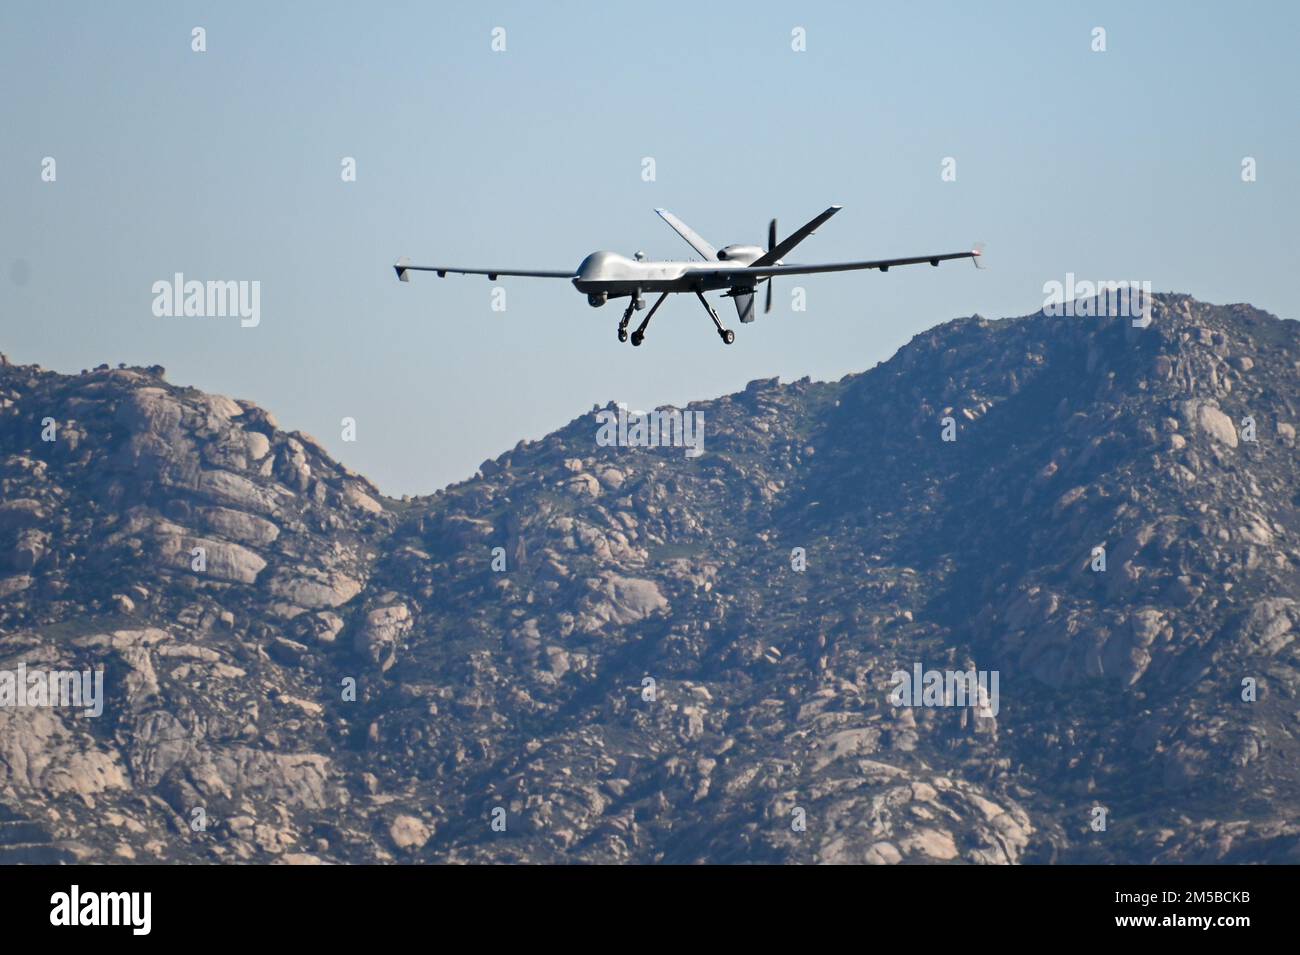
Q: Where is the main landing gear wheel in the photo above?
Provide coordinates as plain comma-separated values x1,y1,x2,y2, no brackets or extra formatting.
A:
695,290,735,346
628,292,669,347
618,328,628,342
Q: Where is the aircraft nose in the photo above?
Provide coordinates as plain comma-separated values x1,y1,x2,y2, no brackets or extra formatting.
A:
576,251,614,280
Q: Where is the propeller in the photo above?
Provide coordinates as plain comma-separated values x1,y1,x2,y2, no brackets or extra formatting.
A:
765,218,777,313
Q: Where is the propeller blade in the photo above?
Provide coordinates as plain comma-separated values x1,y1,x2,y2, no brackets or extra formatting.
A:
766,219,777,312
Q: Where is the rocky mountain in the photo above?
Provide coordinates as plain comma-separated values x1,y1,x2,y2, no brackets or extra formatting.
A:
1,292,1298,864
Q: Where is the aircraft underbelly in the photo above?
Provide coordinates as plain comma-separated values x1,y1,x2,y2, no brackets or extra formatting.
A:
578,277,729,295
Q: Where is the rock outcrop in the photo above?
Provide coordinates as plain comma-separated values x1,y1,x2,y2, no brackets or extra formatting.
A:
1,293,1297,864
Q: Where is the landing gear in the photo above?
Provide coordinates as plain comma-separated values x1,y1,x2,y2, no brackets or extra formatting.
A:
616,292,649,341
625,292,669,347
616,294,640,342
695,291,734,345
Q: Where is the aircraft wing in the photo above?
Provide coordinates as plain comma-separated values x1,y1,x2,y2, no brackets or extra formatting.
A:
749,206,842,268
394,257,575,282
700,248,982,281
654,209,718,261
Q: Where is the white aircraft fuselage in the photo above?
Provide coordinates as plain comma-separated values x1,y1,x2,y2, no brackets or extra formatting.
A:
572,247,767,305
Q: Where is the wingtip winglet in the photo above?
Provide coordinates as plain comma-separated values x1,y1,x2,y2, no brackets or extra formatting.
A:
395,256,411,282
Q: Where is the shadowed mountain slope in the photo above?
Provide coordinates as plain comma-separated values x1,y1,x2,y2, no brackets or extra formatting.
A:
1,292,1297,863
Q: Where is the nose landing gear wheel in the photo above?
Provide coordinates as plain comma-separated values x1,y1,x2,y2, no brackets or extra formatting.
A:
617,296,637,342
721,329,735,345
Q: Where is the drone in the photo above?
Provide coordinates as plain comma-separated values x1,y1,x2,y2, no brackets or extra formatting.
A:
396,206,981,346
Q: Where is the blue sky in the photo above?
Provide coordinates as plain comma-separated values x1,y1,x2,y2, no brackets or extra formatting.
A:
2,1,1296,494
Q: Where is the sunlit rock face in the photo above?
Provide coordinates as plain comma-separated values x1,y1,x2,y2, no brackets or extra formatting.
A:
0,294,1297,864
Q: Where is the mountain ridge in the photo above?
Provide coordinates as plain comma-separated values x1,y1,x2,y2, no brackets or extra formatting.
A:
1,291,1297,864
